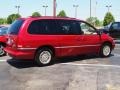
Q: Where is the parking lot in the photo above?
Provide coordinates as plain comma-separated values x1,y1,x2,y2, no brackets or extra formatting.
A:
0,43,120,90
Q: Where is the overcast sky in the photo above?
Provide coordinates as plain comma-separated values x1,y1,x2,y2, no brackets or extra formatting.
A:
0,0,120,21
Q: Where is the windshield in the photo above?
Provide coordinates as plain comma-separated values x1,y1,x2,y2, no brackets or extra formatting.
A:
8,19,24,35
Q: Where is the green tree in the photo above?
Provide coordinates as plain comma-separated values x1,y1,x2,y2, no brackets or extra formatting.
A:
103,12,115,26
57,10,67,17
4,18,7,24
86,17,101,27
32,12,41,17
7,14,21,24
0,18,5,25
0,18,7,25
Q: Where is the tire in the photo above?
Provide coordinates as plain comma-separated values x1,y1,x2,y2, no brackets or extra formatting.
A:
100,44,111,57
0,45,6,56
35,48,53,66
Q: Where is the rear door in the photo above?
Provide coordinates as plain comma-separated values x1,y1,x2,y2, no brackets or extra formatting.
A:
79,21,101,54
56,20,84,56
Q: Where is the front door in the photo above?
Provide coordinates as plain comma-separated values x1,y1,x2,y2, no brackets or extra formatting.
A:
79,21,101,54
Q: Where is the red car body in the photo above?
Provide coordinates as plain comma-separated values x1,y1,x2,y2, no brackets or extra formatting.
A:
0,27,7,45
5,17,115,60
0,27,8,56
0,36,6,43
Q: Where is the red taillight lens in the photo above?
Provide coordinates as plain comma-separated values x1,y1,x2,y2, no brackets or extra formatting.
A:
7,38,17,48
7,38,13,45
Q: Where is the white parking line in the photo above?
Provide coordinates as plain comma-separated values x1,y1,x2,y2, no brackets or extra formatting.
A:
61,53,120,68
61,63,120,68
115,48,120,50
114,53,120,57
0,60,7,62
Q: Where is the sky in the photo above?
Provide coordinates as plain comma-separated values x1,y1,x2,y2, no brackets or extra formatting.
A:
0,0,120,21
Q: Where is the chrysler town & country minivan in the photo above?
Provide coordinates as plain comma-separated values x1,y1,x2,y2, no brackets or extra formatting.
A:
5,16,115,66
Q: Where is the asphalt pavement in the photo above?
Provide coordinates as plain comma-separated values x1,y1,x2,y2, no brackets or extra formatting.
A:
0,43,120,90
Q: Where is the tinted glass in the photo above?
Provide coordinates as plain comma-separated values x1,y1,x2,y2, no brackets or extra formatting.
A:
8,19,24,35
28,20,54,34
56,20,81,34
28,20,81,35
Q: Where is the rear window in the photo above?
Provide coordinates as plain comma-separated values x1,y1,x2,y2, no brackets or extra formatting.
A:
8,19,24,35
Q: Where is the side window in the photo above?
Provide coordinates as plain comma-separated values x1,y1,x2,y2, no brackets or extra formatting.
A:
28,20,55,34
28,20,81,35
80,22,96,35
28,20,46,34
57,20,81,35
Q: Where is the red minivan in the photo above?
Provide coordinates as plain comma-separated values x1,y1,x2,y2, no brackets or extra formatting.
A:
5,16,115,66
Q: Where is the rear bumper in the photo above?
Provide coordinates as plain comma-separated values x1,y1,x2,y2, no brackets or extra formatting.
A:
4,47,35,60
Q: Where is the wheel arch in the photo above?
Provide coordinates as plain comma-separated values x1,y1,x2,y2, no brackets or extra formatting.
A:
98,41,113,54
101,41,112,48
99,41,113,57
35,45,55,57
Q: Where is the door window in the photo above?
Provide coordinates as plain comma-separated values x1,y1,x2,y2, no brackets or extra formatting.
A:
80,22,97,35
56,20,81,35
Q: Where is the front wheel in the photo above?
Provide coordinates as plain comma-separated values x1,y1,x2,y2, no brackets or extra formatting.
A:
100,44,111,57
0,45,5,56
35,48,53,66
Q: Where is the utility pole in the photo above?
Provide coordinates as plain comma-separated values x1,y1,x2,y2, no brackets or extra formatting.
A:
94,1,97,27
90,0,92,18
43,5,48,16
73,5,79,18
95,1,97,18
15,5,20,14
53,0,56,17
106,5,112,12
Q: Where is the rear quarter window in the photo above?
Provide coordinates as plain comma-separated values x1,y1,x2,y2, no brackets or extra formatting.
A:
8,19,24,35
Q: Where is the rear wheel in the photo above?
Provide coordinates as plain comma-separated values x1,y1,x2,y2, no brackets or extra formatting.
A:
100,44,111,57
35,48,53,66
0,45,5,56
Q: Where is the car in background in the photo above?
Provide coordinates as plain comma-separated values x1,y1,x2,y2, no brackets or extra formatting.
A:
0,26,4,28
0,27,8,56
103,22,120,39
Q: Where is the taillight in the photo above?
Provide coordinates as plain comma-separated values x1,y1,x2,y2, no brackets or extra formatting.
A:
7,38,17,48
7,38,14,45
